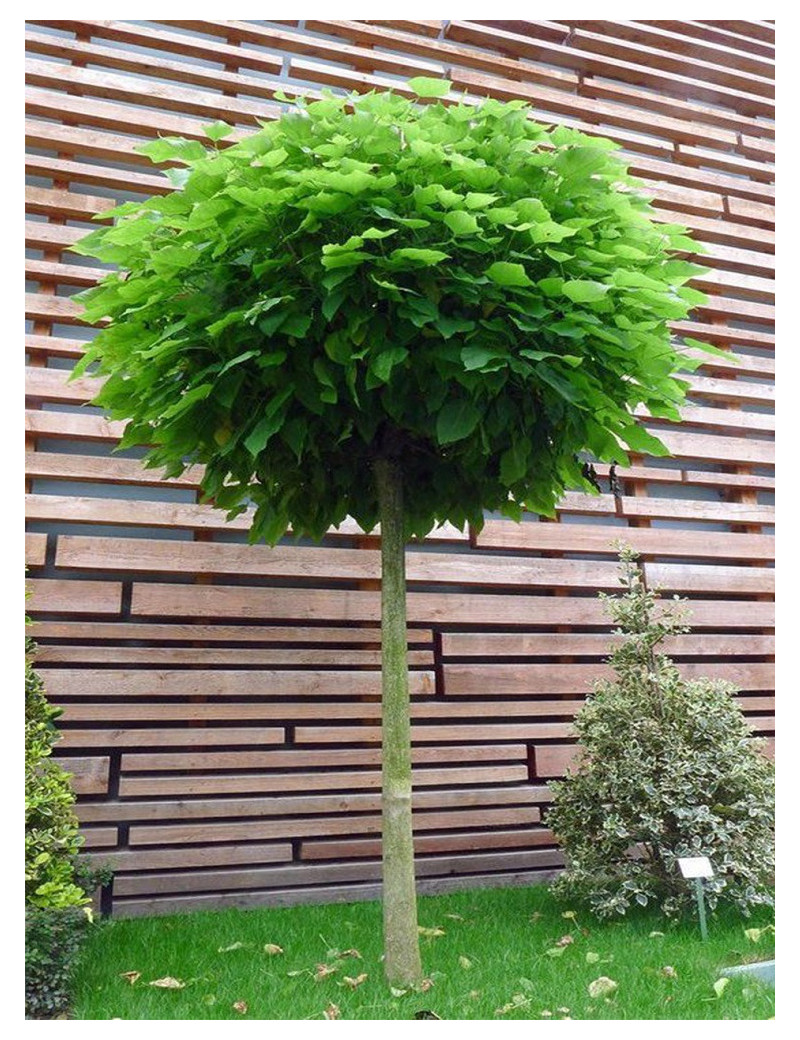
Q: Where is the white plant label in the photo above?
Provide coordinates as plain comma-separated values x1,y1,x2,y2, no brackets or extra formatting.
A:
678,856,714,879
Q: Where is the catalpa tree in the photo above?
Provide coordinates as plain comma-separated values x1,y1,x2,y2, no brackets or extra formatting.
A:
70,78,718,986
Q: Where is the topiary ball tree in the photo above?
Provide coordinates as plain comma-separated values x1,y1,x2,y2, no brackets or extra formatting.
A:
70,79,719,986
547,547,775,920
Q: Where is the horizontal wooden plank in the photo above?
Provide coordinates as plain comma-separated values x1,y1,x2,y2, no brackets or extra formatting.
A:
121,744,527,773
25,151,168,194
301,826,555,860
534,745,580,779
25,532,48,568
443,662,773,696
118,764,529,798
25,185,115,221
77,786,550,824
294,723,574,744
25,335,90,360
34,646,434,667
28,495,467,541
441,632,775,658
645,562,773,595
473,521,774,562
53,756,109,795
56,700,580,724
41,669,433,699
28,620,432,645
129,804,544,847
26,452,200,488
26,366,102,404
26,578,122,615
80,827,118,849
57,727,285,749
130,583,775,628
84,843,293,873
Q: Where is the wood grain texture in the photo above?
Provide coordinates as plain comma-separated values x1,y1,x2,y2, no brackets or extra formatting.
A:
24,19,774,915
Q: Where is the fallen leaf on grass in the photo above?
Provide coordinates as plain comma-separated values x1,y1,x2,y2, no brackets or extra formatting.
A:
218,942,246,953
661,965,678,979
546,946,566,958
495,994,530,1016
561,910,577,920
232,1001,248,1015
418,926,445,938
390,986,408,998
264,943,284,955
342,974,368,990
588,977,618,999
585,952,600,965
556,934,574,947
713,978,729,999
323,1003,341,1020
149,977,185,990
649,931,665,938
444,913,464,921
315,963,338,981
540,1010,553,1018
458,956,473,970
119,971,141,985
419,978,434,992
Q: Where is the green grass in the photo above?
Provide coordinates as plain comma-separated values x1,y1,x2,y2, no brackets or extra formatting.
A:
70,886,774,1020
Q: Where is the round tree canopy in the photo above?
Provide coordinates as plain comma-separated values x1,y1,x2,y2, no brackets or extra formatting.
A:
71,80,718,542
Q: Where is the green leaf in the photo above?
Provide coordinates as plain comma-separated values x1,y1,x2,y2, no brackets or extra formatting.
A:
500,439,530,485
461,345,505,371
464,192,499,210
407,76,452,98
562,280,610,303
436,400,482,444
443,211,480,236
712,978,730,999
370,346,409,382
618,423,670,456
486,261,532,288
203,121,234,142
389,247,450,265
360,226,398,240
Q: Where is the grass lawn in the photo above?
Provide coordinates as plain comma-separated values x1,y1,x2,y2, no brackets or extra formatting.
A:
70,885,774,1020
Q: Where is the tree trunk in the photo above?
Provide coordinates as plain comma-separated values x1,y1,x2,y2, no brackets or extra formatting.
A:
374,457,423,988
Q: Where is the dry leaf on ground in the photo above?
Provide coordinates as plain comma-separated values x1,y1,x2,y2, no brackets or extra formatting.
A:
323,1003,341,1020
588,977,618,999
119,971,141,985
149,977,185,990
232,1001,248,1014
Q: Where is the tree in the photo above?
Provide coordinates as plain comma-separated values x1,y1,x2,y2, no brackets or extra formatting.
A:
70,79,720,986
547,547,774,919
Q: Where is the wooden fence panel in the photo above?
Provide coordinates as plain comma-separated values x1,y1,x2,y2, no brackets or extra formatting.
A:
25,18,774,916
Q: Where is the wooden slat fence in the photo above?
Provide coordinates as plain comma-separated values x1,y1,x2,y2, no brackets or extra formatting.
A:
25,19,774,917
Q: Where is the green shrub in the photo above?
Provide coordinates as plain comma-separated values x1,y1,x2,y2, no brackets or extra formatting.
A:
25,906,90,1020
547,547,775,919
25,626,98,1018
25,633,87,910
